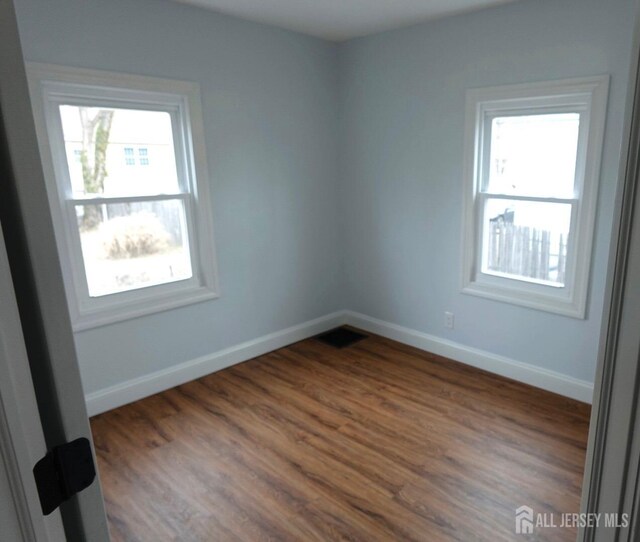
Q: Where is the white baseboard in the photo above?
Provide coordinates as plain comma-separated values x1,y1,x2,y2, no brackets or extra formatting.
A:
85,311,347,416
86,309,593,415
343,311,594,404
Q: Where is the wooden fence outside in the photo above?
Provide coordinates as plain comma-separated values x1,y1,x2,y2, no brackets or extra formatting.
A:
487,222,566,283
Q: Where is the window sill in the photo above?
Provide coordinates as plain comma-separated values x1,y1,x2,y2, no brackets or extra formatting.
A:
461,280,585,319
72,285,219,332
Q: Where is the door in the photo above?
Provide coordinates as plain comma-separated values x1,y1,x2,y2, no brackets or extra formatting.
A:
0,0,110,539
0,219,66,541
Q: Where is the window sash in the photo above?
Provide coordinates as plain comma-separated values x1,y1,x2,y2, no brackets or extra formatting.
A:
476,192,577,205
48,96,192,197
478,106,588,198
49,97,200,300
68,193,189,206
474,193,579,293
474,103,586,292
62,193,200,303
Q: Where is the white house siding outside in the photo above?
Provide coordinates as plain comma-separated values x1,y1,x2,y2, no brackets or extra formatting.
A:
60,106,179,197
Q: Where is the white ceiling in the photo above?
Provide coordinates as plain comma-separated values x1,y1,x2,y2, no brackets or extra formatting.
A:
173,0,519,41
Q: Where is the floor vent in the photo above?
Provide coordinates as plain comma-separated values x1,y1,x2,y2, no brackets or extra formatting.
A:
314,327,368,348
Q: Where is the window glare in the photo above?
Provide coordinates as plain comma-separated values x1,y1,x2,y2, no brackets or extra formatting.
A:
59,105,179,197
487,113,580,197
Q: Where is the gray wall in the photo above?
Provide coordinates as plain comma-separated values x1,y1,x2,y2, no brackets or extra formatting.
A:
13,0,638,394
14,0,342,394
0,454,22,542
338,0,637,383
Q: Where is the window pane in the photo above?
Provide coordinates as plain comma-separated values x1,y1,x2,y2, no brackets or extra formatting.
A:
59,105,180,197
482,198,571,286
76,200,192,297
487,113,580,197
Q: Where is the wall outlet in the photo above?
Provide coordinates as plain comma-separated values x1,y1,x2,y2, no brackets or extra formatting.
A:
444,311,454,329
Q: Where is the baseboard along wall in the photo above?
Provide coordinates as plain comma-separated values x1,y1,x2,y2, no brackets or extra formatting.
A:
343,311,594,404
85,311,347,416
85,309,593,416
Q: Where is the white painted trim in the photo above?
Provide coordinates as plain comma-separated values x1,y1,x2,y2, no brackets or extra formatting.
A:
0,223,66,541
25,63,220,332
461,75,610,319
85,311,347,416
580,18,640,538
86,308,594,417
344,311,594,403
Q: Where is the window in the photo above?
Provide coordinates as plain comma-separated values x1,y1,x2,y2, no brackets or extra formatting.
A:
28,64,219,330
138,147,150,166
461,77,609,317
123,147,135,165
123,146,149,166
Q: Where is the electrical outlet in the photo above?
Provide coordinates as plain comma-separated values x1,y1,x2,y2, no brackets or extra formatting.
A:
444,311,454,329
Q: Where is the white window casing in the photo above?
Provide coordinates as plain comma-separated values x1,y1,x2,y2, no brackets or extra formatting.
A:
461,76,609,318
27,64,219,331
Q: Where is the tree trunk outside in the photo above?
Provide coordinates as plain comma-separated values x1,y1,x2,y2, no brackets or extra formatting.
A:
78,108,114,230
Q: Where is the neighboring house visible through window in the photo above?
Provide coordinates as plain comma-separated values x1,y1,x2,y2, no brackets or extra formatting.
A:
28,64,219,330
139,147,149,165
461,77,609,318
123,146,150,166
123,146,135,165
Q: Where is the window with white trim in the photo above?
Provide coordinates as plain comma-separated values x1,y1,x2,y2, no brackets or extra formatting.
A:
28,65,219,330
461,77,609,318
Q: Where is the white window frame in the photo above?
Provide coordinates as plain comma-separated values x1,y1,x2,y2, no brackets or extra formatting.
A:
461,76,609,318
27,64,219,331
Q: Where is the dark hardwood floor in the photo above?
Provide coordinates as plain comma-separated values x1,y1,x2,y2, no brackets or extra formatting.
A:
90,329,591,541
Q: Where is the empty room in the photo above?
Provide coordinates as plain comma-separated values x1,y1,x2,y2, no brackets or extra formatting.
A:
1,0,640,540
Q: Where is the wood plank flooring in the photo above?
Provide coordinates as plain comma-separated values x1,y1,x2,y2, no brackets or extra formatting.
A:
90,329,591,541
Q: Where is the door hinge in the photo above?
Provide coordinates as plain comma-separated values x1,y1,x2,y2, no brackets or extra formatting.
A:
33,437,96,515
